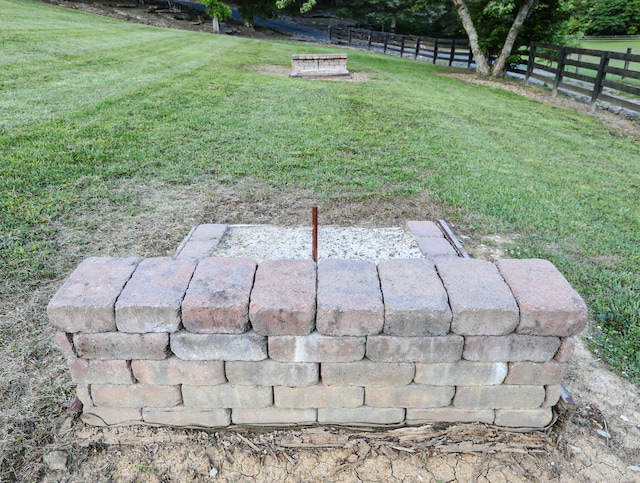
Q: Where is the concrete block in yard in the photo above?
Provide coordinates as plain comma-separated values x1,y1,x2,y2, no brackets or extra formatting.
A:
496,259,588,336
378,259,452,337
318,407,405,425
321,360,414,387
544,384,562,408
170,331,267,361
436,258,519,336
406,221,443,238
190,224,227,241
177,240,220,260
67,357,134,384
274,384,363,408
116,257,196,333
142,407,230,428
454,385,545,409
74,333,169,360
47,257,140,333
226,360,318,387
81,407,142,426
182,384,272,408
131,356,225,386
415,361,507,386
316,260,384,336
365,384,454,408
91,384,182,408
406,407,495,425
268,332,365,362
415,237,458,258
55,332,76,357
232,407,317,425
554,336,576,362
494,408,553,428
249,259,316,336
182,257,256,334
504,361,566,385
463,335,561,362
366,335,463,363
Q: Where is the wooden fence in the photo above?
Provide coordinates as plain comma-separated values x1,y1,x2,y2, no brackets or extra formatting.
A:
328,26,473,68
512,42,640,113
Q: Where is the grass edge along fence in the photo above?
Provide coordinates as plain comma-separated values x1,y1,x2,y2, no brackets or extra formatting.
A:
513,42,640,114
328,26,472,68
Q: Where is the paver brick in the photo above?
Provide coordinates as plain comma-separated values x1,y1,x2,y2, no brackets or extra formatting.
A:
365,384,454,408
249,259,316,336
463,335,561,362
318,407,405,425
170,331,267,361
378,259,452,337
74,333,169,360
406,408,495,424
67,357,134,384
454,385,545,409
406,221,443,238
316,260,384,336
182,384,272,408
504,361,566,385
268,332,365,362
322,360,414,387
91,384,182,408
177,240,220,260
496,259,588,336
142,407,230,427
55,332,76,356
494,408,553,428
190,224,228,241
47,257,140,333
182,257,256,334
554,336,576,362
232,407,317,425
81,407,142,426
414,362,508,386
116,257,196,333
436,258,519,335
366,335,463,363
274,384,363,408
131,356,226,385
226,360,318,387
415,237,458,258
543,384,562,408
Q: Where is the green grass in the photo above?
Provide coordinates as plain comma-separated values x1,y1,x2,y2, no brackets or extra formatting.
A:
2,0,640,388
579,38,640,53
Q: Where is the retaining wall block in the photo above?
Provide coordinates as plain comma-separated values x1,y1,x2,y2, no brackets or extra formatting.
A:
142,407,231,427
316,260,384,336
74,332,169,360
182,384,272,409
543,384,563,408
436,258,519,336
67,358,134,385
81,407,143,426
453,385,546,409
225,360,318,387
378,259,452,336
268,332,365,362
366,335,463,363
249,259,316,336
318,407,405,425
274,384,364,409
463,335,561,362
321,360,415,387
182,257,256,334
47,257,140,333
115,257,196,333
365,384,455,408
55,332,76,357
504,361,566,385
91,384,182,408
496,259,588,336
232,408,317,425
415,237,459,258
170,331,267,361
406,408,495,425
494,408,553,428
406,220,443,237
554,336,576,362
414,361,508,386
131,356,226,386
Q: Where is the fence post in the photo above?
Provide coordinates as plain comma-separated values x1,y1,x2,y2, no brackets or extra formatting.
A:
415,37,421,59
433,39,439,64
383,33,388,54
591,52,610,112
576,53,582,75
449,39,456,66
622,47,632,80
552,46,567,97
368,29,372,50
525,42,536,85
348,27,352,47
400,35,405,57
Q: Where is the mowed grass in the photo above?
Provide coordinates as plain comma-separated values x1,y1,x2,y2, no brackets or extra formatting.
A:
1,0,640,475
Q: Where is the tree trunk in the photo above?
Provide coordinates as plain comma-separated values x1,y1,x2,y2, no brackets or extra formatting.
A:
490,0,537,77
390,13,396,33
451,0,491,76
212,14,220,34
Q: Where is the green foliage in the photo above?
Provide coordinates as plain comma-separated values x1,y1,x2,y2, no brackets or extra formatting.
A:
564,0,640,36
200,0,232,21
237,0,277,23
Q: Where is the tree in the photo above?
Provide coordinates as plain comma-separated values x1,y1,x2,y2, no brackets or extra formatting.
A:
201,0,232,33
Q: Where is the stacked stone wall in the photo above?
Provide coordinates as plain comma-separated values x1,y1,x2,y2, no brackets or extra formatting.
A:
290,54,350,78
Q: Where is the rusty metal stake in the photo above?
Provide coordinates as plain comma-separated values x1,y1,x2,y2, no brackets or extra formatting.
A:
312,207,318,262
436,219,470,258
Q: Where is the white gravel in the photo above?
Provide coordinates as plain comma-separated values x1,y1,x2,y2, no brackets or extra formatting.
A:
211,225,424,263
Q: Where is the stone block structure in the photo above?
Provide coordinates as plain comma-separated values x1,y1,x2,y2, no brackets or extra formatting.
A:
290,54,350,78
48,223,587,430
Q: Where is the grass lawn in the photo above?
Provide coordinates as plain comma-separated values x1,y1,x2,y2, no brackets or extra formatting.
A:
1,0,640,477
579,38,640,53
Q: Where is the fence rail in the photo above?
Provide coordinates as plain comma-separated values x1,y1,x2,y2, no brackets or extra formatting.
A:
516,42,640,113
328,26,473,68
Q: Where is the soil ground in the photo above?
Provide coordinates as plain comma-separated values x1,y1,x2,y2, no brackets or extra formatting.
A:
4,2,640,482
